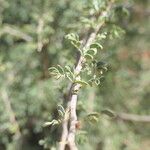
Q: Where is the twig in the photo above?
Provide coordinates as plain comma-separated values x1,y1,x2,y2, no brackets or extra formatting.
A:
1,89,21,139
37,18,44,52
116,113,150,123
0,25,32,42
59,108,70,150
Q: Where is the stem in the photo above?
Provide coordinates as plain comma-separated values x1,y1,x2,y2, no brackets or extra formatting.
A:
59,118,69,150
59,2,113,149
1,25,32,42
67,94,78,150
116,113,150,123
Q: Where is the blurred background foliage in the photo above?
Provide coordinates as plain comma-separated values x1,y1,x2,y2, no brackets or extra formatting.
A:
0,0,150,150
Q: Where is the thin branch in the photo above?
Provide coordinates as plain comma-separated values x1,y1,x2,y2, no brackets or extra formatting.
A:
37,18,44,52
0,25,32,42
1,89,21,139
116,113,150,123
59,119,68,150
59,107,70,150
66,23,104,150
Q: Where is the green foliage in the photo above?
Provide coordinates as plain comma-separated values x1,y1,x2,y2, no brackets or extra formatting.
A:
0,0,150,150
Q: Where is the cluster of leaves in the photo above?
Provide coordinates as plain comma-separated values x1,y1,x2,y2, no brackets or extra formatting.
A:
43,105,69,127
49,31,109,87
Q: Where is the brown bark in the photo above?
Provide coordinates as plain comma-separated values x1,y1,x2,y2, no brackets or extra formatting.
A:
41,48,50,78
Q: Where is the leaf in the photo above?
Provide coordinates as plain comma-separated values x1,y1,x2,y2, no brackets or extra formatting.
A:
71,41,81,49
101,109,115,117
43,121,53,127
87,112,100,117
65,33,81,49
64,66,74,81
95,79,100,85
87,48,97,55
90,43,103,50
65,66,74,77
65,33,79,42
48,67,59,73
57,65,64,74
48,67,62,79
58,110,64,117
97,32,107,40
66,73,73,82
84,53,93,60
43,119,59,127
57,105,65,117
57,105,65,114
86,112,100,123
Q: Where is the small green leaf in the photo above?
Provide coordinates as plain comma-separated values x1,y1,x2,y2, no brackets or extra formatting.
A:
65,66,74,76
95,79,100,85
52,120,59,125
57,105,65,114
66,73,73,82
57,65,64,74
84,53,93,60
65,33,81,49
97,32,107,40
57,105,65,117
58,110,64,117
86,112,100,123
65,66,75,81
43,119,60,127
87,48,97,55
87,112,100,117
43,121,53,127
65,33,79,42
48,67,62,79
48,67,59,73
90,43,103,50
101,109,115,117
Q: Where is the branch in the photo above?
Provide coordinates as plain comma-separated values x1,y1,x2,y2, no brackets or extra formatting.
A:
59,119,68,150
1,89,21,139
67,2,113,149
59,107,69,150
0,25,32,42
116,113,150,123
59,2,113,150
37,18,44,52
67,22,105,150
